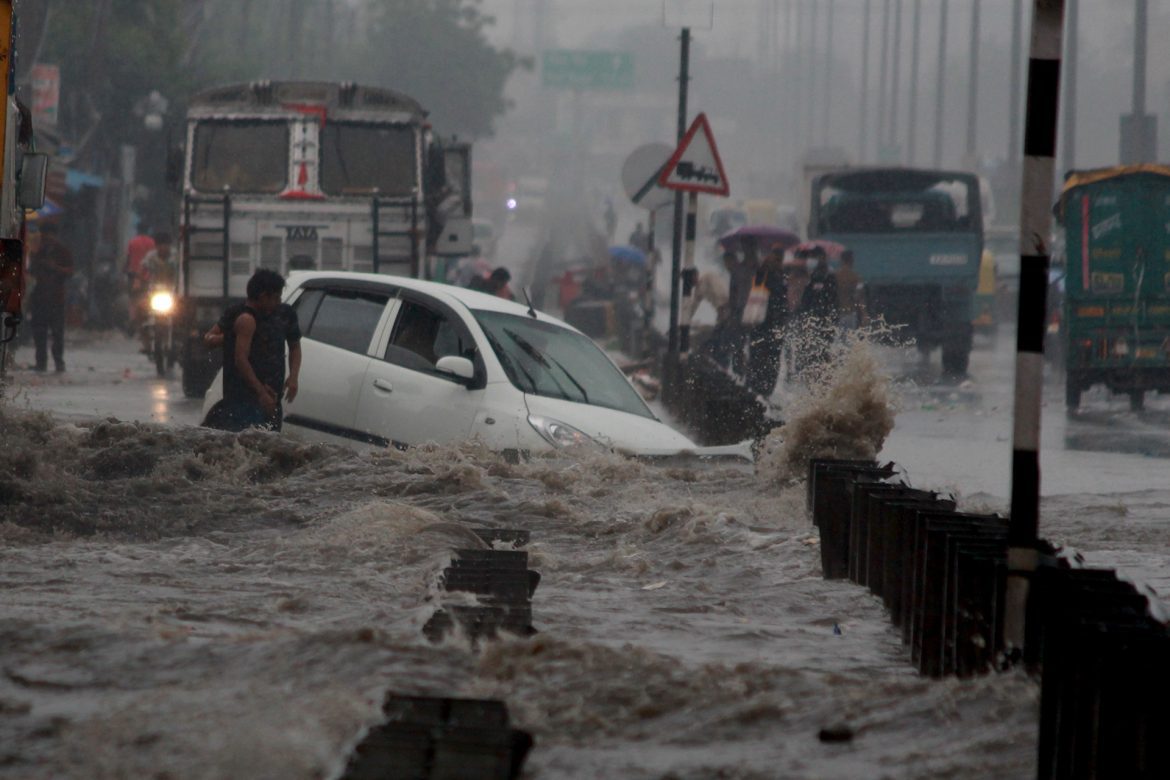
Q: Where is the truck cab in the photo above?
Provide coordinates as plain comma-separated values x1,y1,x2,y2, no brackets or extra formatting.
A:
810,167,984,376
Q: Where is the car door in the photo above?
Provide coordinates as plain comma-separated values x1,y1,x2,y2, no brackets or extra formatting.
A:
354,293,486,447
284,284,393,445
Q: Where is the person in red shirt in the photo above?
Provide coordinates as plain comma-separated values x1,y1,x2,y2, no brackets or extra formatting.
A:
124,226,155,334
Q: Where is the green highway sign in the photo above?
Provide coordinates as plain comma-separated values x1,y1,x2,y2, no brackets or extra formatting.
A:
541,50,634,90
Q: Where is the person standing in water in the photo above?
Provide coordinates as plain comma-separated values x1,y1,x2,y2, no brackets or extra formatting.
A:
202,269,301,431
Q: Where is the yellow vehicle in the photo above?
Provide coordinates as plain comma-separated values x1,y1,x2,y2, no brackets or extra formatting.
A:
973,248,998,337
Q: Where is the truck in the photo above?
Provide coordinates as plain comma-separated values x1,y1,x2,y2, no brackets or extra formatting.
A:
0,0,48,375
809,167,984,376
175,80,471,397
1056,164,1170,412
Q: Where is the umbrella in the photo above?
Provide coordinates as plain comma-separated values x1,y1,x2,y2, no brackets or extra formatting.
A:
33,198,64,220
609,245,647,266
791,239,849,260
717,225,801,252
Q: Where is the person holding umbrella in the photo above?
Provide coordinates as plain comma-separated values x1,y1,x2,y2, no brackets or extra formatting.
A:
746,242,789,397
795,245,839,377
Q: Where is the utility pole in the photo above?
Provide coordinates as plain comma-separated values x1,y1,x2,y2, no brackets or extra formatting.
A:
877,0,890,159
933,0,948,167
667,28,690,360
907,0,921,165
822,0,834,141
1008,0,1023,167
887,0,902,159
1005,0,1067,658
1061,0,1078,173
804,0,819,151
1121,0,1156,163
964,0,980,166
859,0,872,163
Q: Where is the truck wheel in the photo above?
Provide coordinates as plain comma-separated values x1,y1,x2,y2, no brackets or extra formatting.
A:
1065,375,1081,412
941,345,970,377
1129,390,1145,412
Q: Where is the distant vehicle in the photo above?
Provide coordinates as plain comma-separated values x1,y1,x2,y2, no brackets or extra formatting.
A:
173,81,472,398
0,0,48,374
472,217,497,259
984,224,1020,321
809,167,984,376
506,176,548,221
1056,165,1170,412
707,206,747,237
972,248,998,339
201,272,698,456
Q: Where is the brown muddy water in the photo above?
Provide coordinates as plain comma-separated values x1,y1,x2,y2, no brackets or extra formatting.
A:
0,353,1039,778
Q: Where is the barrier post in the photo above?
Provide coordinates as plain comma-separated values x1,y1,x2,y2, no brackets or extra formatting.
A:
1005,0,1067,656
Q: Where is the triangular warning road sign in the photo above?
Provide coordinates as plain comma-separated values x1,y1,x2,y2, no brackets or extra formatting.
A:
658,113,730,196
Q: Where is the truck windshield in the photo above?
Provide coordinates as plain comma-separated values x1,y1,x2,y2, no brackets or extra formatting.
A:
192,120,288,193
473,310,654,420
320,122,416,196
815,172,979,234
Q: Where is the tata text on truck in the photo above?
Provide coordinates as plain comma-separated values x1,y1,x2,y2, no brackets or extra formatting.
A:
0,0,48,375
176,81,471,397
809,168,984,375
1056,164,1170,412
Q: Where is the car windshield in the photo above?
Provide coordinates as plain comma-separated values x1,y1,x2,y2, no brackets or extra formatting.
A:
473,310,653,419
191,120,288,193
319,122,417,196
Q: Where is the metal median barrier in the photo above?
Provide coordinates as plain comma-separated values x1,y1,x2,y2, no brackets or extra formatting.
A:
808,459,1170,778
343,527,538,779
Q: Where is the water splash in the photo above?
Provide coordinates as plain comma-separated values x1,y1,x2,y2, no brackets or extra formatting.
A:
758,330,898,484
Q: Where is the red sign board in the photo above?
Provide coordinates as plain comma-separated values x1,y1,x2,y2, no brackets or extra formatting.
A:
30,64,60,127
658,112,730,196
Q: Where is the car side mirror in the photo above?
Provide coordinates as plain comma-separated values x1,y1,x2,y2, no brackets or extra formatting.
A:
435,355,475,384
18,153,48,210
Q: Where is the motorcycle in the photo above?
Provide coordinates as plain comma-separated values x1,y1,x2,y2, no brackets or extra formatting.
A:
144,287,178,377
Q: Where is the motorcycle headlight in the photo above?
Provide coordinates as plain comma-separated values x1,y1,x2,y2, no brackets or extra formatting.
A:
528,415,597,449
150,291,175,314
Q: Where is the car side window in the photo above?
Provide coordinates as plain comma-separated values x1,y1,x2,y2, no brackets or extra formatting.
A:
385,299,474,373
291,288,325,331
304,288,389,354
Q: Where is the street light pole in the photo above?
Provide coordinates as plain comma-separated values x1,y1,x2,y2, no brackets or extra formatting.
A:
859,0,872,163
964,0,981,166
933,0,948,167
907,0,921,165
667,27,690,361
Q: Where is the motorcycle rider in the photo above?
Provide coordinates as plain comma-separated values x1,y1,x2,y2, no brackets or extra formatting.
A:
137,233,176,354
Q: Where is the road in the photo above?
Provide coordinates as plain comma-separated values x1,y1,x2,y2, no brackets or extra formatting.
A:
4,245,1170,777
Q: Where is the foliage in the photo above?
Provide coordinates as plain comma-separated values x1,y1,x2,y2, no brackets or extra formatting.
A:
20,0,519,164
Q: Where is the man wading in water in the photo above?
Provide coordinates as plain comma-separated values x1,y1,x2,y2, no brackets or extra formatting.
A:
202,269,302,431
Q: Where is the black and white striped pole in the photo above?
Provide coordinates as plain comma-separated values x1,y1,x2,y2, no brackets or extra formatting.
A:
679,192,698,353
1004,0,1066,655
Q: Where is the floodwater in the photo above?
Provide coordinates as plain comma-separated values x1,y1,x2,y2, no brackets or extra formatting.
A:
2,343,1042,780
3,225,1169,778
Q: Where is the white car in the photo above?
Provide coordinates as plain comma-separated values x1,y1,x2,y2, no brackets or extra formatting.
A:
202,272,697,456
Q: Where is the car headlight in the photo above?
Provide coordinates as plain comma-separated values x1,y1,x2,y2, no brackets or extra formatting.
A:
528,415,596,449
150,291,175,314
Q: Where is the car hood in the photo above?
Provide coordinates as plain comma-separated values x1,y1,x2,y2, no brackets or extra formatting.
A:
523,394,697,456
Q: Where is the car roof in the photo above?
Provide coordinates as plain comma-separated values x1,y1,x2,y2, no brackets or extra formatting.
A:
286,270,574,328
